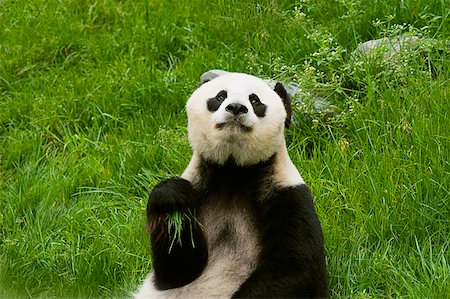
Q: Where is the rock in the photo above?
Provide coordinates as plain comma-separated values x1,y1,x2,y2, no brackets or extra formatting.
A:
354,34,443,59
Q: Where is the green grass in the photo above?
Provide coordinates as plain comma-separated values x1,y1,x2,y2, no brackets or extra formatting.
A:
0,0,449,298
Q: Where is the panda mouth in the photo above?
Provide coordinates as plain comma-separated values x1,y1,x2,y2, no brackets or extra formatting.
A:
216,120,252,133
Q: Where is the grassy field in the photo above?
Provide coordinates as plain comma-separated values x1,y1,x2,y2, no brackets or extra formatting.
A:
0,0,449,298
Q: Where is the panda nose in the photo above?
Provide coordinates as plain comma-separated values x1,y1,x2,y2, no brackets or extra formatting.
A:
225,103,248,115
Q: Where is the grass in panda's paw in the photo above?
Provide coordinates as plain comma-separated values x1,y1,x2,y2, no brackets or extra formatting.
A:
166,209,203,253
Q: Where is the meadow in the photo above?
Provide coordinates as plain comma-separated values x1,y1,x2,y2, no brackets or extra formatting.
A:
0,0,449,298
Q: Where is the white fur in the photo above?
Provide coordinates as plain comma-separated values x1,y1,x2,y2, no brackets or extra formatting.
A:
180,153,202,183
273,142,304,187
135,72,305,298
186,73,287,166
134,197,260,299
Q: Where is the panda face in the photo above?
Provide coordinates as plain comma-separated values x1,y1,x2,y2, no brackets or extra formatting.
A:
186,73,288,166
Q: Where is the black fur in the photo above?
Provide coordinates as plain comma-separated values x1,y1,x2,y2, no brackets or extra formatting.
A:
249,93,267,118
146,157,328,297
232,184,328,298
196,156,275,193
146,178,208,290
274,82,292,128
207,90,227,112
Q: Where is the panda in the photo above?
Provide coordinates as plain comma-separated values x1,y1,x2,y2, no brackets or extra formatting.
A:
134,72,328,298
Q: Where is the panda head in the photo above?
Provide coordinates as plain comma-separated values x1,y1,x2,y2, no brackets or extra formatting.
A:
186,72,291,166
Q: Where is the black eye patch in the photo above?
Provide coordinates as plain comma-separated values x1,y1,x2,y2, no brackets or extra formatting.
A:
207,90,227,112
249,93,266,117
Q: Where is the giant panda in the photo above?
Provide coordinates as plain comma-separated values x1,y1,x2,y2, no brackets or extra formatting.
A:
135,72,328,298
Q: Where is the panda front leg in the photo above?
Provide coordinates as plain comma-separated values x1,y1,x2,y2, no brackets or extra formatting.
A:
146,177,208,290
232,185,328,298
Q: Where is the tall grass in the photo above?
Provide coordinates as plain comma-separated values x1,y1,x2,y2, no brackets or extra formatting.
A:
1,0,448,298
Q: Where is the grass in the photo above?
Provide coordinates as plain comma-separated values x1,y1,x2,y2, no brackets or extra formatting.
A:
0,0,449,298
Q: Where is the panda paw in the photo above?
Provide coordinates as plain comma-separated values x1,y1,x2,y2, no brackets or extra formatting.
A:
146,177,197,230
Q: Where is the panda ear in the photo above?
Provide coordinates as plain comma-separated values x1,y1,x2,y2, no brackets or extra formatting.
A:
200,69,230,85
274,82,292,128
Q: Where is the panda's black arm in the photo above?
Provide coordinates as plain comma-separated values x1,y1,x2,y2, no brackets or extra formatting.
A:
233,184,328,298
146,177,208,290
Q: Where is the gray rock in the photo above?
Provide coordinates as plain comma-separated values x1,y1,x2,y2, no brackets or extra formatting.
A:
354,34,441,59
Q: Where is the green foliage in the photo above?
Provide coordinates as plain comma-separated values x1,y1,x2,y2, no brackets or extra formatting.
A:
0,0,448,298
167,210,203,253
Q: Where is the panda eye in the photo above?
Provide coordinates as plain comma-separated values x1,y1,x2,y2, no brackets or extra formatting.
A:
249,94,260,105
207,90,227,112
216,90,227,102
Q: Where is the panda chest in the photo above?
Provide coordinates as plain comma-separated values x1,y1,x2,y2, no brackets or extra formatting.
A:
201,194,261,281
